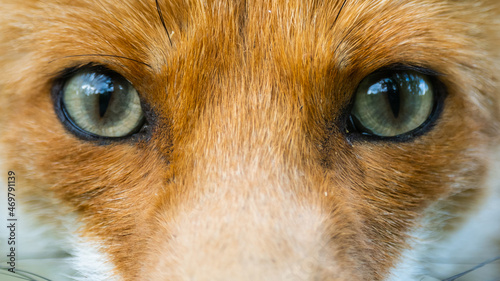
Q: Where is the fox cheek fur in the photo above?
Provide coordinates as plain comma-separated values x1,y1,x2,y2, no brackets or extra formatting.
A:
0,0,499,280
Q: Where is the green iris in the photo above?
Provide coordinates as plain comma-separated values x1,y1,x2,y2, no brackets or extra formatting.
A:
62,69,144,138
351,70,435,137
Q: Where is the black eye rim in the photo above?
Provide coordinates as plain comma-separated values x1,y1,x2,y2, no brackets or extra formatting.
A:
343,65,447,143
51,64,152,143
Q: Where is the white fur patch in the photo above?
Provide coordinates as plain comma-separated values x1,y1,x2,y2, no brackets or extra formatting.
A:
0,158,118,280
387,149,500,281
0,180,75,280
0,204,119,281
69,237,121,281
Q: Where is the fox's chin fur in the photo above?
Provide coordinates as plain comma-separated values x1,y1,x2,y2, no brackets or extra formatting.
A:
1,0,499,280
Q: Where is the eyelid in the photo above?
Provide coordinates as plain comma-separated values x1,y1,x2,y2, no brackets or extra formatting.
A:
52,65,147,143
345,65,447,142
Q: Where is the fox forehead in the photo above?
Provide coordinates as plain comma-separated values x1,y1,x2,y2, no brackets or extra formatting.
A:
0,0,499,280
3,0,498,125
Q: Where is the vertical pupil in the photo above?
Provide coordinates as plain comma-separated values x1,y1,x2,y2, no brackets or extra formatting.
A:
383,78,400,119
99,91,112,118
88,73,114,118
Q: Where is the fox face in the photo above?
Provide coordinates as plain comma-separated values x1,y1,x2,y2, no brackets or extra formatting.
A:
0,0,499,280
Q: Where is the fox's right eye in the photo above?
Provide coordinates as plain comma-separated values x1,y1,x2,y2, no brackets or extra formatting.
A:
55,67,145,139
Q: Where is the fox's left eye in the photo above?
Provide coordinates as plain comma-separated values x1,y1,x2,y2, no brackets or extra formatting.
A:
56,67,144,138
349,69,438,138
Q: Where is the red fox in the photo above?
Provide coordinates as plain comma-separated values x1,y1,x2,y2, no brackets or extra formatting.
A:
0,0,499,280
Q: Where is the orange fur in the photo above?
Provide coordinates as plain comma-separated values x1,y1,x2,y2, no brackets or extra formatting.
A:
0,0,499,280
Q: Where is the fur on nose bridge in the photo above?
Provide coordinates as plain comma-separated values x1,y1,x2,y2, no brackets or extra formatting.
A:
147,172,343,281
188,155,298,203
185,97,305,162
